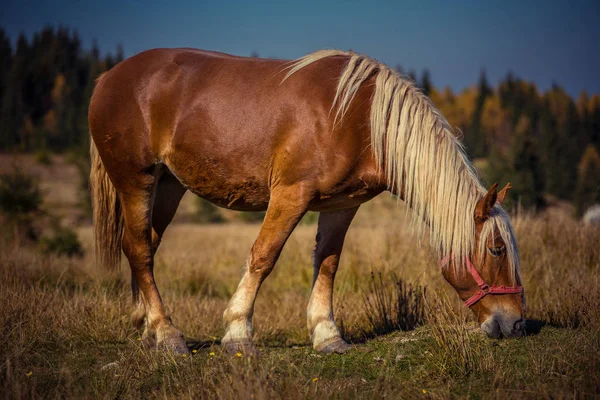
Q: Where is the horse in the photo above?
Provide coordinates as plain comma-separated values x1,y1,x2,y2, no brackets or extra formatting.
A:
89,48,525,355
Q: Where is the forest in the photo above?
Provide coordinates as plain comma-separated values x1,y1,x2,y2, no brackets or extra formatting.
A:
0,26,598,215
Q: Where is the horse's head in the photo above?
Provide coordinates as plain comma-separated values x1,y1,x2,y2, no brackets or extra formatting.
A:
442,183,526,338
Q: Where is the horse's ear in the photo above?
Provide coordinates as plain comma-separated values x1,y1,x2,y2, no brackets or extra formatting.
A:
497,182,512,205
475,183,498,222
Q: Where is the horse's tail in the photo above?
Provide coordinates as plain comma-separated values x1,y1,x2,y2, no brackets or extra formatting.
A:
90,138,124,271
89,73,124,272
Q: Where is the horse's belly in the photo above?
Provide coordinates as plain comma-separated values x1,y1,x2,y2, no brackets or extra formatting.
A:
188,179,271,211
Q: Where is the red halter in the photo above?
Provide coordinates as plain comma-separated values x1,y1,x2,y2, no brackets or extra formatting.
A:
440,256,524,308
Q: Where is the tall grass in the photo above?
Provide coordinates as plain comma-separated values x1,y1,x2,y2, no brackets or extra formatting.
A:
0,196,599,398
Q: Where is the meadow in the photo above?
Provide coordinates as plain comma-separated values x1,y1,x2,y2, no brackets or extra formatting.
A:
0,155,599,399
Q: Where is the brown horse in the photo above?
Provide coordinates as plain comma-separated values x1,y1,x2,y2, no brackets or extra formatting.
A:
89,48,525,355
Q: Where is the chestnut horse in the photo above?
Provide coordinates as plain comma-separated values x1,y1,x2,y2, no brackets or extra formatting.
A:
89,49,525,355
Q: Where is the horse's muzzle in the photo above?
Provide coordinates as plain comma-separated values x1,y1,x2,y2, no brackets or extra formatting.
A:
481,315,525,338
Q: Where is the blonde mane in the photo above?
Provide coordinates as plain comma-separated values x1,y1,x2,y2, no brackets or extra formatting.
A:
284,50,520,279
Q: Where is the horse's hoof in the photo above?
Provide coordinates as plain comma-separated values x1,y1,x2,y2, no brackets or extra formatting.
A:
223,340,259,357
159,336,191,356
316,338,352,354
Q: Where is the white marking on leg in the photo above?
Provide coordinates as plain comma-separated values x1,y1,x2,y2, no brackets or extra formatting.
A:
223,264,256,344
312,320,341,347
307,277,342,348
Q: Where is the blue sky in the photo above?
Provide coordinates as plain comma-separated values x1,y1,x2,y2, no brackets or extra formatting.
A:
2,0,599,97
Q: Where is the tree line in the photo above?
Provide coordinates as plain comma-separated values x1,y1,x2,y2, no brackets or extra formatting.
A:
0,26,122,153
405,67,600,215
0,26,598,215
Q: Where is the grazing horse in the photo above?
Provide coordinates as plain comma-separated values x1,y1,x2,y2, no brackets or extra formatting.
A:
89,49,525,355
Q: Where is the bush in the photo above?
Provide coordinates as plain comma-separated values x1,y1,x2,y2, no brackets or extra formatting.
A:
40,226,84,258
34,149,52,165
236,211,266,223
68,150,92,220
362,271,426,335
194,198,225,224
300,211,319,225
0,168,43,243
0,167,43,216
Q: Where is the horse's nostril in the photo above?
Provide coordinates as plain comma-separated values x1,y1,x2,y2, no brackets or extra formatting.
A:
513,319,525,332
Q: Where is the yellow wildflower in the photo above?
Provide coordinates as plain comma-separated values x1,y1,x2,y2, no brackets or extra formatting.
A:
209,352,215,356
26,371,33,377
422,389,427,394
192,349,198,354
312,377,319,382
235,352,243,358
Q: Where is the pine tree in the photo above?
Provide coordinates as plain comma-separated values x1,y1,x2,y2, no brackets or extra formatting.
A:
539,87,580,200
0,33,28,150
420,69,432,96
0,29,12,145
509,116,545,209
464,69,492,158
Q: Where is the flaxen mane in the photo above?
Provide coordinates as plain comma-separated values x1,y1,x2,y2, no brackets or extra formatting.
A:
284,50,520,279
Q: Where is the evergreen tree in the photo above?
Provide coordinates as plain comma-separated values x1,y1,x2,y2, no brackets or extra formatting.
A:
0,29,12,143
0,33,28,149
509,118,545,209
464,69,492,158
539,87,580,200
420,69,432,96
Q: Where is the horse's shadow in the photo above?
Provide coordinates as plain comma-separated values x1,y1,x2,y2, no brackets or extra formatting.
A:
186,339,219,352
184,319,548,352
524,319,546,336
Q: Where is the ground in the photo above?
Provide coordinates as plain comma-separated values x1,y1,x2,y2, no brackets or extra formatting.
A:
0,154,599,399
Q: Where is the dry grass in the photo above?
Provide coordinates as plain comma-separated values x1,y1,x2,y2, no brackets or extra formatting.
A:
0,157,599,398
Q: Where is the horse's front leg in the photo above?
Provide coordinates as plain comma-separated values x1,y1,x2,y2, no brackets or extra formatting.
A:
307,207,358,353
222,185,310,354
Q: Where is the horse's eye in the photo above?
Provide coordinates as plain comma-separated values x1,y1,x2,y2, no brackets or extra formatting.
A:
488,246,505,257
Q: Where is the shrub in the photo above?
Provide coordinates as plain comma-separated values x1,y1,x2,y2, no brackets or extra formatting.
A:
362,271,426,335
0,167,43,217
40,226,84,258
34,149,52,165
300,211,319,225
194,197,225,223
236,211,266,223
0,167,43,243
68,150,92,219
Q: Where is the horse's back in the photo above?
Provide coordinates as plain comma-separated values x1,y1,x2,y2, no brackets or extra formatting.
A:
90,48,381,211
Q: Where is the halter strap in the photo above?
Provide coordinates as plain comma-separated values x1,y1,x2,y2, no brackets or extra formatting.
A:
440,256,523,308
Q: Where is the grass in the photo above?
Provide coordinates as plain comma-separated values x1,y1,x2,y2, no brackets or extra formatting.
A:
0,154,598,398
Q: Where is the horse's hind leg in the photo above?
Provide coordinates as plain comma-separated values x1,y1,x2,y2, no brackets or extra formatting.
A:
131,172,187,345
222,185,310,354
308,207,358,353
121,170,189,355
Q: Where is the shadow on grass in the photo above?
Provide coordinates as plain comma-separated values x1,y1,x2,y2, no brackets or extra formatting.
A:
187,338,219,352
524,319,546,336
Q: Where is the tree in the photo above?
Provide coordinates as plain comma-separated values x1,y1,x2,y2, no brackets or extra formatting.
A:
0,29,12,138
420,69,432,96
486,114,545,211
509,116,545,210
539,87,580,200
0,33,28,149
464,69,492,158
